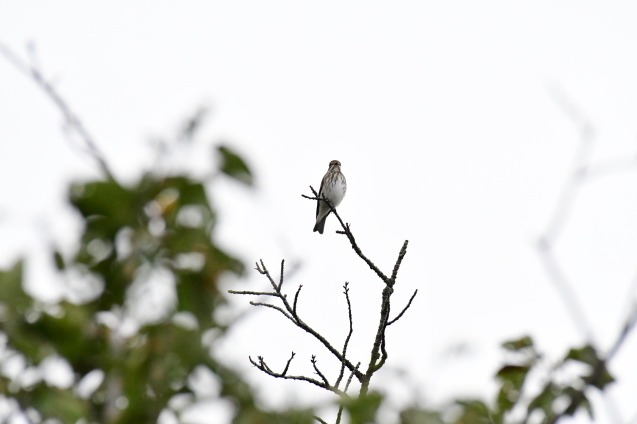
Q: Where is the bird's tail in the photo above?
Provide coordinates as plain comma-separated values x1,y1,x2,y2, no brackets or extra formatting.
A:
313,215,327,234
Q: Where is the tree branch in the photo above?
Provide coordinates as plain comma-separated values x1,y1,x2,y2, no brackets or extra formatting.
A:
232,259,364,382
0,42,115,181
388,289,418,326
249,354,348,397
335,283,354,389
303,187,396,285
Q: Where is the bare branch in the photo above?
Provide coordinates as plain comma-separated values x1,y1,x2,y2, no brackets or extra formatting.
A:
281,352,296,375
278,259,285,290
234,259,364,381
389,240,409,285
293,285,303,316
336,362,362,424
249,355,347,397
361,285,393,395
249,301,295,323
388,290,418,326
311,355,330,387
304,186,411,287
227,290,278,296
335,283,354,389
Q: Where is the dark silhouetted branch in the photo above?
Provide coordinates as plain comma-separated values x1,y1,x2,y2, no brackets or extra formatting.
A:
388,289,418,326
249,354,347,397
335,283,354,389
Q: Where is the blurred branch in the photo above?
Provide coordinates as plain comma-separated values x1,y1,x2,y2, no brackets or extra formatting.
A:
543,306,637,424
538,86,597,343
534,85,637,424
0,42,115,181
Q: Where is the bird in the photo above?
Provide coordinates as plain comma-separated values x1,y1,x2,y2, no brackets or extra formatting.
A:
313,160,347,234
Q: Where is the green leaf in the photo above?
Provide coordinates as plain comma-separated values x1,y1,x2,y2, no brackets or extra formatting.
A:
70,181,138,236
562,386,594,418
496,365,530,390
0,261,28,308
589,364,615,391
565,345,598,366
217,145,253,186
495,365,530,413
342,392,383,424
453,400,493,424
502,336,533,351
53,251,66,271
527,383,559,416
27,384,91,423
400,408,445,424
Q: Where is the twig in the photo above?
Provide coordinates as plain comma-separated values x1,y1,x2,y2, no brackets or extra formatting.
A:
311,355,330,387
335,283,354,389
248,301,295,323
387,289,418,326
227,290,278,296
235,259,364,382
389,240,409,285
538,86,597,344
336,362,361,424
279,259,285,290
249,355,347,396
293,285,303,316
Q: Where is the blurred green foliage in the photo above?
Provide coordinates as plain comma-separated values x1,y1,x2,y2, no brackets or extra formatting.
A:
0,146,314,423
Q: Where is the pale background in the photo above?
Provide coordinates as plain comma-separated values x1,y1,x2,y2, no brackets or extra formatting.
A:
2,2,637,423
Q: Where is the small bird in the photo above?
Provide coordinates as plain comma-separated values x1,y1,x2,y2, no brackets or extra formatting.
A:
314,160,347,234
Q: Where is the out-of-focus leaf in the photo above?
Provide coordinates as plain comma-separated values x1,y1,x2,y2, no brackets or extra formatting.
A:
217,145,253,186
453,400,492,424
562,386,594,418
26,384,90,423
527,383,559,416
53,251,66,270
70,181,138,238
179,106,208,142
564,345,614,390
0,261,28,308
235,408,315,424
565,345,598,366
342,392,383,424
495,365,530,413
588,364,615,390
502,336,533,351
30,302,103,374
496,365,530,390
400,408,445,424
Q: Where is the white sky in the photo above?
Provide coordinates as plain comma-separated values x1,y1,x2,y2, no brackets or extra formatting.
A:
2,2,637,423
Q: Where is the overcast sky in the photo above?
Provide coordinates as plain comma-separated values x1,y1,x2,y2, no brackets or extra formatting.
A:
2,2,637,423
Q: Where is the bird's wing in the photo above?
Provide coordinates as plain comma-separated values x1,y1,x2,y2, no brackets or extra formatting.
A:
315,174,327,218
